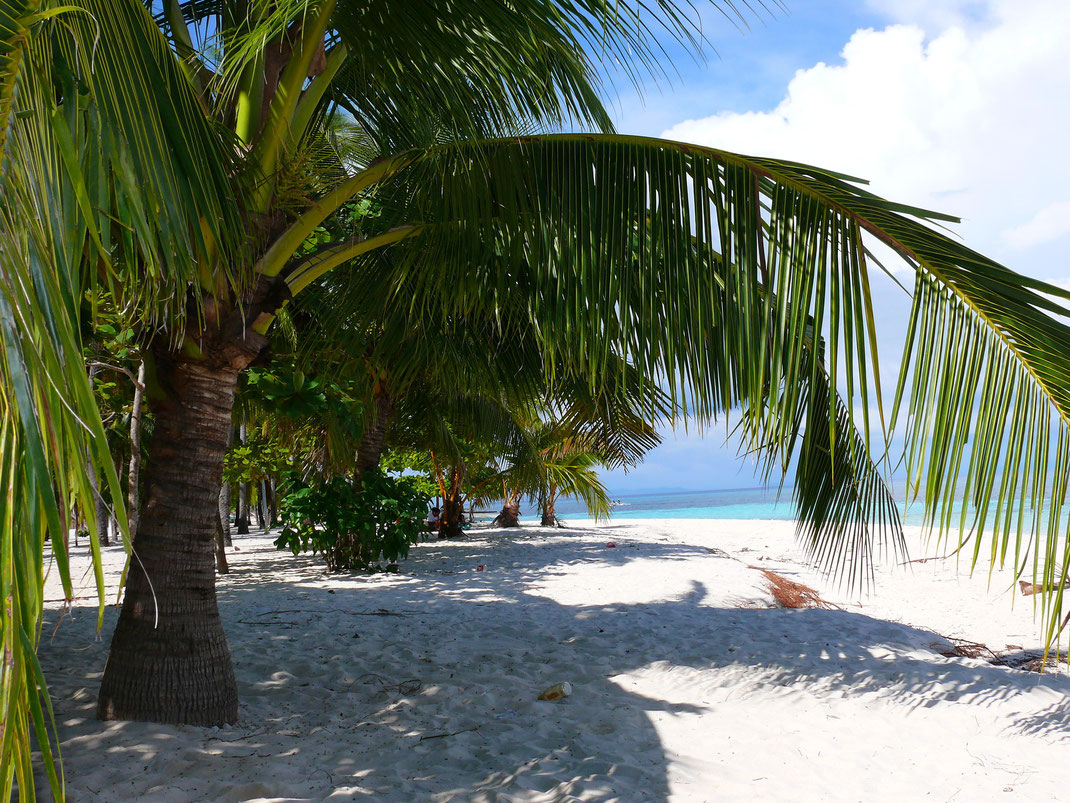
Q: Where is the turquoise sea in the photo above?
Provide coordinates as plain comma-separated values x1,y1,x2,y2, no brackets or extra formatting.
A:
536,487,1058,530
551,487,798,521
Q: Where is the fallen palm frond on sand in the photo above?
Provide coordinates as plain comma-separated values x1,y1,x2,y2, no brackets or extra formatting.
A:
933,636,1070,674
750,567,838,610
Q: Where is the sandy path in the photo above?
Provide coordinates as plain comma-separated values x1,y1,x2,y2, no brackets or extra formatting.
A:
36,519,1070,801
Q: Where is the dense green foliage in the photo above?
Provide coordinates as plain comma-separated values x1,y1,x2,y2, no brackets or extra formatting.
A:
275,471,430,571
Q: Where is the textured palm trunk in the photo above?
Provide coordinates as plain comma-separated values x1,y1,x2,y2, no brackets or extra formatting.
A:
440,495,465,539
541,489,559,527
219,484,232,546
236,420,250,534
97,353,243,725
439,467,465,539
219,427,233,546
493,494,521,528
354,387,395,486
127,359,147,539
214,511,230,575
91,469,111,546
86,365,111,546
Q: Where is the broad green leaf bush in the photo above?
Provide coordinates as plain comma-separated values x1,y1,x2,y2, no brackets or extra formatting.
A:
275,471,430,572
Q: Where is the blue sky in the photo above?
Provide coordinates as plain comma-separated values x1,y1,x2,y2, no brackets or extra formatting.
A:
595,0,1070,494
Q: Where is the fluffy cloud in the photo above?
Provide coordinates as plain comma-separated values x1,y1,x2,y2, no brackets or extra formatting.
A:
662,0,1070,278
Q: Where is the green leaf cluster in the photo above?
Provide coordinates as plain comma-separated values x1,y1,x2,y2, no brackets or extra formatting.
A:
274,471,430,572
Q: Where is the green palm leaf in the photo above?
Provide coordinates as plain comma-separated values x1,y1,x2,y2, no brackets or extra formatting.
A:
318,133,1070,608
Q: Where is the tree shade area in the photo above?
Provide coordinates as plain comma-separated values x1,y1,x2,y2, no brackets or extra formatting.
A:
3,1,1070,798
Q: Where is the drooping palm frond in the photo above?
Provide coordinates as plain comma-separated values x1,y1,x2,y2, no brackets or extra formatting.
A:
1,7,110,797
0,1,251,795
894,267,1070,644
745,350,905,590
51,0,248,323
546,360,671,468
326,133,1070,607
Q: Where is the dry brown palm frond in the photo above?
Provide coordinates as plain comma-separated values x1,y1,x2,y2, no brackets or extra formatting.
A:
750,567,837,610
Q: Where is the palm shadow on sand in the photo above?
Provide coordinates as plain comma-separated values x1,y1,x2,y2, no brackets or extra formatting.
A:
37,526,1070,801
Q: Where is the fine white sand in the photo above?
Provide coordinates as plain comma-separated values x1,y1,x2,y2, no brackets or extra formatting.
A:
36,519,1070,801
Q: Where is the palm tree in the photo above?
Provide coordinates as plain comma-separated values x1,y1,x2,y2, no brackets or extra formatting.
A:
6,3,1070,789
489,420,617,528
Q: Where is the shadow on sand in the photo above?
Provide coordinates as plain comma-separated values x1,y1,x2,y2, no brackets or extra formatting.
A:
36,525,1070,801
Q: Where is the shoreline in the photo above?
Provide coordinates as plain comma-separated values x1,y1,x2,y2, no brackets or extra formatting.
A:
38,518,1070,801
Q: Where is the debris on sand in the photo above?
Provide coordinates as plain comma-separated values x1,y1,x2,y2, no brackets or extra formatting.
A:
751,567,837,610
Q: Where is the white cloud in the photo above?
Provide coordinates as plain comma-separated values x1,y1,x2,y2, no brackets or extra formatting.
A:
661,0,1070,278
1003,201,1070,249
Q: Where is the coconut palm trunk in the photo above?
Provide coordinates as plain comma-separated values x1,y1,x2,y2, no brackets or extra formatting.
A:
219,425,233,546
96,341,259,724
354,386,395,484
493,494,521,527
541,487,559,527
127,359,147,539
492,488,522,531
214,510,230,575
439,466,466,539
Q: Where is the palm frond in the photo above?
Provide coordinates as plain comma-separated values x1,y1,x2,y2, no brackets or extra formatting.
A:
350,133,1070,605
894,269,1070,644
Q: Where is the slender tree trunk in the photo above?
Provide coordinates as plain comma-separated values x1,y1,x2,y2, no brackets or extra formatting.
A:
86,364,111,547
65,504,75,553
227,483,238,540
237,481,249,533
97,353,244,725
254,482,266,528
260,479,271,527
218,421,233,547
127,358,147,540
354,386,395,487
94,475,111,547
219,482,232,548
236,419,250,534
268,476,277,526
214,510,230,575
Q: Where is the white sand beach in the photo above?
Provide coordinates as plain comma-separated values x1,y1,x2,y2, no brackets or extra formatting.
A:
37,519,1070,801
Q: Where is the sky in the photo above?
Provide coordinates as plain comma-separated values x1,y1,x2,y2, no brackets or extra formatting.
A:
596,0,1070,495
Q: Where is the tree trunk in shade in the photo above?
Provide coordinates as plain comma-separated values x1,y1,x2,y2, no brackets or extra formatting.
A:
440,495,466,539
493,496,521,528
87,364,111,547
439,467,465,539
96,350,247,726
237,480,249,533
354,386,395,488
541,490,559,527
127,358,147,540
214,510,230,575
219,484,232,547
267,477,277,526
220,428,233,546
255,483,266,528
92,469,111,547
236,420,250,534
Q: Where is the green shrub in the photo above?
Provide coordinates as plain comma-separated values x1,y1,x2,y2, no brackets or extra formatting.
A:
275,471,430,572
